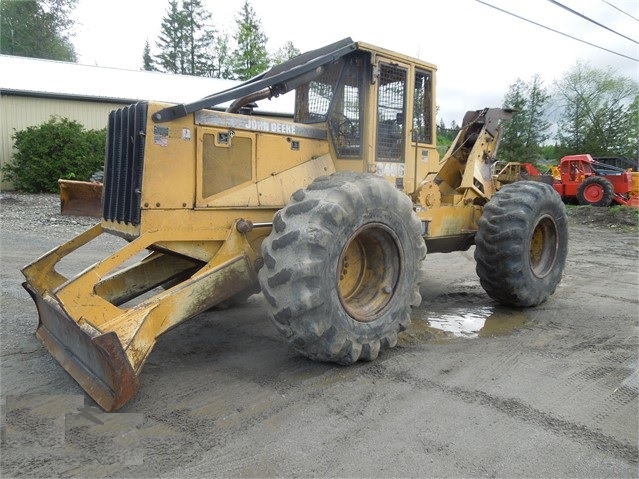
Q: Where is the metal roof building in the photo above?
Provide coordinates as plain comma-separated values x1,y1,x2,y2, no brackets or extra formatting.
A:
0,55,293,189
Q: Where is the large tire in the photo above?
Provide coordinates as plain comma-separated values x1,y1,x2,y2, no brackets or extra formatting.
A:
576,176,614,207
258,172,426,365
474,181,568,307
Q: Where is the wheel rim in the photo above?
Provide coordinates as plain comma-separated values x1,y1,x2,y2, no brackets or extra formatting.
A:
338,223,402,322
583,183,604,203
529,215,558,278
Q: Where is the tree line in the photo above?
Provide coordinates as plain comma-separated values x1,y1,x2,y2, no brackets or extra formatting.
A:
0,0,300,80
494,63,637,164
2,0,637,161
437,64,638,164
143,0,300,80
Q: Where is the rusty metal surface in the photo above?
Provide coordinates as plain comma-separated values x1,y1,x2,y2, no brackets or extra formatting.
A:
24,282,138,412
58,179,103,217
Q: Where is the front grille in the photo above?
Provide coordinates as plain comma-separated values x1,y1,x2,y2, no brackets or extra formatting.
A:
103,102,147,226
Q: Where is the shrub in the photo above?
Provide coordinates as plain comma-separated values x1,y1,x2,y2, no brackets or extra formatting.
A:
2,116,106,193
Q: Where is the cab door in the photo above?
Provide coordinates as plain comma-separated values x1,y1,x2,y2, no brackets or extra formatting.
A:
373,60,436,195
374,61,408,184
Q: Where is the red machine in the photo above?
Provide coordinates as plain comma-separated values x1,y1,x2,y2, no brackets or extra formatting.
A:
551,154,639,208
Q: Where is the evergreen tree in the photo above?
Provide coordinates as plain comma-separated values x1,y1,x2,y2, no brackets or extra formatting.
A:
1,0,77,61
526,75,552,152
271,40,301,65
500,79,528,161
230,0,270,80
212,33,232,79
154,0,217,76
499,75,551,162
155,0,186,74
181,0,215,76
142,39,155,71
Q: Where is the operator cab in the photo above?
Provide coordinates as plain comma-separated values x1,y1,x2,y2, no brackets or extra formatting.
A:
292,45,436,193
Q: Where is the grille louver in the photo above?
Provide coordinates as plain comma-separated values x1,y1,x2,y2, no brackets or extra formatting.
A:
103,102,147,226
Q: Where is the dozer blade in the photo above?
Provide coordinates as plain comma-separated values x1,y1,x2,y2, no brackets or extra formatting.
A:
58,179,103,217
25,282,138,412
22,220,260,411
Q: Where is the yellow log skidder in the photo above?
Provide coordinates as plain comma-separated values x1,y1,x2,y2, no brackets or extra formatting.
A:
22,38,568,411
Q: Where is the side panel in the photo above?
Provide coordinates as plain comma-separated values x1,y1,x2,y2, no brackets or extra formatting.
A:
140,104,198,211
195,111,331,208
606,174,632,194
196,127,259,207
255,133,329,182
257,154,336,204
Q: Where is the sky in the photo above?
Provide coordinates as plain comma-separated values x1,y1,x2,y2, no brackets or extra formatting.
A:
71,0,639,125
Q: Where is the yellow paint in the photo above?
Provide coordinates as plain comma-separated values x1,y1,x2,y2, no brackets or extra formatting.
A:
22,41,517,409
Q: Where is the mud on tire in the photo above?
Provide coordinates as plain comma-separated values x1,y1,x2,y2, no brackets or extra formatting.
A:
474,181,568,307
258,172,426,364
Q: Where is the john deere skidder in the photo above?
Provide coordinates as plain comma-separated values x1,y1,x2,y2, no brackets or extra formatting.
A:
22,38,568,410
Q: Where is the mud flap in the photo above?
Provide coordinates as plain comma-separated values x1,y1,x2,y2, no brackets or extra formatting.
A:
24,282,138,412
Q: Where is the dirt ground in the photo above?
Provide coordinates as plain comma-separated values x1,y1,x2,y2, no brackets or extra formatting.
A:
1,193,638,478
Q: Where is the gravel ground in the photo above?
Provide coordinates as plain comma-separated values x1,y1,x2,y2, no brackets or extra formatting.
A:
1,191,638,478
0,192,97,236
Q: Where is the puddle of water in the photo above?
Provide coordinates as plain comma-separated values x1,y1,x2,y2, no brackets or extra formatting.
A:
479,309,528,337
426,306,494,338
410,306,528,340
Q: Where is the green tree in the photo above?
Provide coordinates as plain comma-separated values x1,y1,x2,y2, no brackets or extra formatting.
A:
211,33,232,79
499,79,527,161
155,0,187,73
436,117,460,157
499,74,551,163
271,40,300,65
1,0,77,61
154,0,216,76
142,39,155,71
527,75,552,151
230,0,270,80
180,0,215,76
554,62,638,158
620,94,639,159
541,144,559,162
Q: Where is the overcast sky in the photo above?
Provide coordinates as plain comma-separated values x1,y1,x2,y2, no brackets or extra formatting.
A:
71,0,638,124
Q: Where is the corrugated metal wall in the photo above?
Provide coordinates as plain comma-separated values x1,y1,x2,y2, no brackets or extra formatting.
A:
0,94,128,190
